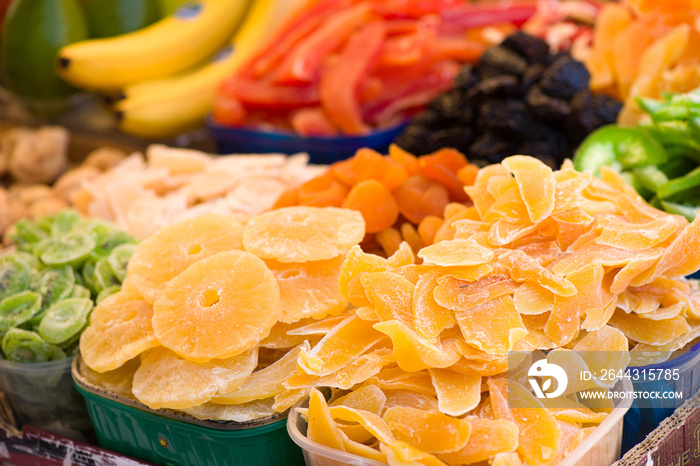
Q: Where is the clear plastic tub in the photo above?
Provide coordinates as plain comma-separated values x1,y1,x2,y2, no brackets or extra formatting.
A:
207,118,408,164
621,339,700,453
0,356,93,441
287,379,634,466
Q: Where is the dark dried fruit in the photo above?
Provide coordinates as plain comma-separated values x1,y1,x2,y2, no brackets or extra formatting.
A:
479,99,529,138
466,75,521,102
428,91,464,121
478,46,527,79
501,31,550,65
453,65,478,91
429,127,474,150
526,86,571,121
470,133,518,164
540,55,590,99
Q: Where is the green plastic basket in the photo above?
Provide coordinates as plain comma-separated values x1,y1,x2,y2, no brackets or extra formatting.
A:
72,358,305,466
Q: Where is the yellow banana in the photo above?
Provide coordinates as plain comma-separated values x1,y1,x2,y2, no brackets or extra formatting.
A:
116,0,301,139
57,0,251,91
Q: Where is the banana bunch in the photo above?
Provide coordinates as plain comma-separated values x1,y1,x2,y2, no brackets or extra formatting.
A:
57,0,294,139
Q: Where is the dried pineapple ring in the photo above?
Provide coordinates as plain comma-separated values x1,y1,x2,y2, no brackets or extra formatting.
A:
437,419,519,465
383,406,472,454
418,239,494,267
243,206,365,263
153,250,281,363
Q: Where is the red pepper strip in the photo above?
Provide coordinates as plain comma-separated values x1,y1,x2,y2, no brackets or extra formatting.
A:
440,2,538,31
377,20,436,67
291,107,339,136
223,76,320,108
385,19,419,35
274,3,372,84
429,36,486,62
365,0,463,18
212,95,246,126
364,60,460,126
320,20,387,135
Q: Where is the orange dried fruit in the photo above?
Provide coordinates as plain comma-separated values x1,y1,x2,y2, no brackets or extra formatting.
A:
499,250,576,297
287,315,353,336
298,315,387,376
383,406,472,454
418,216,444,246
434,207,482,244
413,271,455,342
502,156,556,223
380,440,446,466
213,342,307,404
389,144,421,176
331,148,408,191
465,164,510,219
400,223,424,254
181,398,277,422
265,256,347,323
594,215,677,250
366,367,436,397
383,390,439,412
362,272,415,327
513,283,554,315
377,227,403,257
307,388,346,452
80,289,158,373
489,378,561,466
419,148,470,202
297,172,349,207
339,245,390,304
343,180,399,234
457,164,479,187
453,295,527,355
418,239,494,267
542,397,608,424
608,310,690,345
339,430,388,463
244,206,364,262
331,384,386,414
428,368,481,416
131,346,258,410
437,419,519,465
433,275,518,314
329,405,396,445
491,452,524,466
78,357,138,398
260,319,319,349
153,250,281,363
127,214,244,304
388,241,416,268
394,175,451,225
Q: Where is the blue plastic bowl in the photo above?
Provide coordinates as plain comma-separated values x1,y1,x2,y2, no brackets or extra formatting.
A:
621,339,700,453
207,118,408,164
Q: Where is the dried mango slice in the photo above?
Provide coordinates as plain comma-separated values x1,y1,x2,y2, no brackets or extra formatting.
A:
331,384,386,414
265,256,348,323
437,419,519,465
126,214,244,304
307,388,346,452
452,219,489,241
274,388,309,413
243,206,365,262
373,321,461,372
260,319,318,349
383,406,472,454
610,252,663,294
180,398,277,422
131,346,258,410
502,156,556,223
453,295,527,355
299,315,387,376
339,245,390,304
649,214,700,279
499,250,576,297
594,215,677,250
484,187,531,224
418,239,494,267
287,315,352,336
362,272,415,327
486,175,517,199
608,310,690,345
573,326,630,382
433,208,482,244
491,452,524,466
383,390,439,412
542,397,608,424
428,368,481,416
329,405,396,445
380,441,447,466
153,250,281,363
639,303,685,320
339,429,388,463
513,283,554,315
488,378,561,466
551,244,658,277
436,264,493,282
213,343,307,405
366,367,436,397
80,289,158,373
413,271,455,343
433,275,518,313
488,220,540,247
388,241,415,268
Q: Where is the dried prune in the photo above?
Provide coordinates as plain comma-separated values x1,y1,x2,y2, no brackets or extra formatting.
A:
526,86,571,121
478,46,527,79
540,55,590,99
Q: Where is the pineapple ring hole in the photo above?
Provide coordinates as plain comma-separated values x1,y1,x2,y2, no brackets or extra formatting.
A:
200,289,220,307
187,244,202,255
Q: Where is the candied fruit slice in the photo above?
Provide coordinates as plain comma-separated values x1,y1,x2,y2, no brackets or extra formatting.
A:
465,164,511,219
594,215,677,250
373,321,461,372
437,419,519,465
394,176,450,225
499,250,576,297
453,295,527,355
418,239,493,267
608,310,690,345
243,206,365,262
418,216,445,246
127,214,244,304
502,156,556,223
366,367,436,396
542,397,607,424
413,271,455,342
384,406,471,454
343,180,399,234
331,384,386,414
513,283,554,315
153,251,281,363
362,272,415,327
131,347,257,410
307,388,346,452
339,245,390,304
433,275,518,313
383,389,439,412
329,405,396,444
388,241,415,268
429,368,481,416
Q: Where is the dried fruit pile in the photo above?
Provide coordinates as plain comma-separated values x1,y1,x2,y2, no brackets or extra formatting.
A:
585,0,700,125
294,155,700,465
0,209,136,363
275,145,480,256
68,145,324,239
395,32,622,167
213,0,538,135
78,207,365,420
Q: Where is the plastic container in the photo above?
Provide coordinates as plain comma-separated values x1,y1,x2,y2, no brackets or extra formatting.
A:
72,357,305,466
287,379,634,466
621,339,700,453
207,118,408,165
0,356,93,442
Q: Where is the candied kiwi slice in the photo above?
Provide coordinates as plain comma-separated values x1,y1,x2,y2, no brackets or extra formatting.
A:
2,328,60,363
70,285,92,300
93,257,120,293
40,232,96,266
13,219,48,244
107,244,136,282
50,209,81,236
38,298,93,345
0,256,32,301
96,286,120,304
91,229,136,259
0,291,42,332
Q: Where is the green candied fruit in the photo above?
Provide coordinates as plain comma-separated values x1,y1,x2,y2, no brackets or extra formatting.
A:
91,230,137,259
81,260,98,295
1,328,61,363
13,218,48,244
50,209,81,236
38,298,93,345
96,286,120,304
93,257,120,293
8,251,40,271
28,266,76,328
70,284,92,299
107,243,136,282
0,256,31,301
40,231,96,266
0,291,43,332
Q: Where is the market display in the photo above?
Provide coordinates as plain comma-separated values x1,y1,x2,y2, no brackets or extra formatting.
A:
395,31,621,167
0,210,136,363
212,0,538,136
585,0,700,125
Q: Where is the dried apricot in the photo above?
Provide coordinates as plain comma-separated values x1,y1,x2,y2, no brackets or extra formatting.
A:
343,180,399,234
